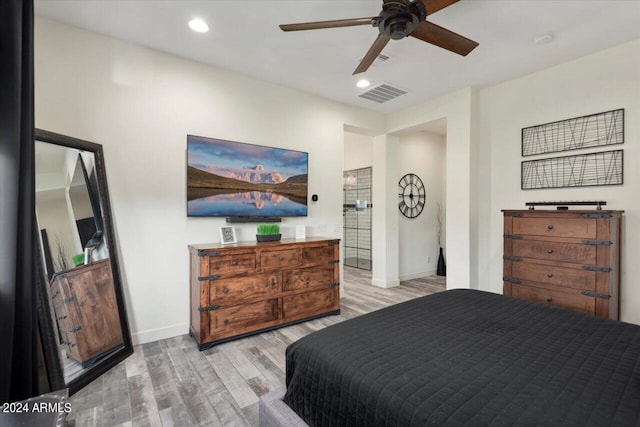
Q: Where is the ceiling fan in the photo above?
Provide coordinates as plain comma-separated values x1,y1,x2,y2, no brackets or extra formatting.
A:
280,0,478,75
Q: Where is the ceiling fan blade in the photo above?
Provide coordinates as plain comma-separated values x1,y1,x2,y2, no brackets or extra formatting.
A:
410,21,478,56
419,0,460,15
353,34,391,75
280,17,373,32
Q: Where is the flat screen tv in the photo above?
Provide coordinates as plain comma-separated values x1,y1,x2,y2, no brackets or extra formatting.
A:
187,135,308,217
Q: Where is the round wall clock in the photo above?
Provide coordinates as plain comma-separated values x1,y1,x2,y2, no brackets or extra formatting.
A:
398,173,425,218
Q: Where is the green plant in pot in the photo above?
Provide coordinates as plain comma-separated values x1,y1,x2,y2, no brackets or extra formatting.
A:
72,253,85,267
256,223,281,242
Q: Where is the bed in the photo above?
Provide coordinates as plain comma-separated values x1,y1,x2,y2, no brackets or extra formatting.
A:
259,289,640,426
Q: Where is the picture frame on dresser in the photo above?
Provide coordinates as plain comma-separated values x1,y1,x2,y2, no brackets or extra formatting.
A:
219,226,237,245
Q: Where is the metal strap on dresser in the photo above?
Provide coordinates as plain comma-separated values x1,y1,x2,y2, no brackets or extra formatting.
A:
580,291,612,300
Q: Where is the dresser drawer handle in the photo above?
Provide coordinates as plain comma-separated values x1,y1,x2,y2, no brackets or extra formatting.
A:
264,309,270,315
547,225,554,230
264,282,270,288
222,288,229,294
547,249,554,254
546,297,553,302
547,273,553,278
279,256,284,261
223,319,229,325
232,261,238,266
293,304,298,309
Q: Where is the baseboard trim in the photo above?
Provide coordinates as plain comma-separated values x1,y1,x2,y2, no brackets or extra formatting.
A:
371,278,400,288
132,322,189,346
399,270,436,281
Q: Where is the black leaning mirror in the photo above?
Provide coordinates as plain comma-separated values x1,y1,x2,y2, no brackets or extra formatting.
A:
34,129,132,395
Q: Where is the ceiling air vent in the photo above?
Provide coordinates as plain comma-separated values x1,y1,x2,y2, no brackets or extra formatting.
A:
358,83,407,104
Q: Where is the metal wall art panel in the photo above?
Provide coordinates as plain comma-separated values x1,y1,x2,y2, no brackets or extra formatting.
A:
522,109,624,157
521,149,623,190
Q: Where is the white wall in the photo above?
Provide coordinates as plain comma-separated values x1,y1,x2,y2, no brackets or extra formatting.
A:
398,132,446,280
476,39,640,325
34,17,385,344
371,134,400,288
343,131,373,171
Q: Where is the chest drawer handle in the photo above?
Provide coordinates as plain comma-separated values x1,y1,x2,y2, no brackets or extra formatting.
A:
546,297,553,302
547,249,554,254
232,261,238,266
547,273,553,278
223,319,229,325
547,225,554,230
279,256,284,261
222,288,229,294
264,282,270,288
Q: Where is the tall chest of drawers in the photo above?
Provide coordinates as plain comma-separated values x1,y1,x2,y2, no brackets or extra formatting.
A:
189,237,341,350
502,210,622,319
49,259,124,367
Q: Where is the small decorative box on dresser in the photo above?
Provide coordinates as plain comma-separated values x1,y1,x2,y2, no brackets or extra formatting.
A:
49,259,124,367
503,209,622,319
189,237,341,350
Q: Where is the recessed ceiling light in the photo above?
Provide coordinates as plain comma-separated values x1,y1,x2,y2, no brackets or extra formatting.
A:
189,18,209,33
533,34,554,45
356,79,371,89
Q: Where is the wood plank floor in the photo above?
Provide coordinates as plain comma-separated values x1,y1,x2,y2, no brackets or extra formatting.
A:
65,268,446,426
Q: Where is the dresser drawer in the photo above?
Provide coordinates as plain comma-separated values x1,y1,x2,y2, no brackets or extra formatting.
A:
260,248,300,270
207,273,279,305
207,252,256,277
512,239,596,264
208,299,279,337
283,267,335,292
301,245,337,267
511,284,595,315
512,262,596,291
513,217,596,239
283,288,337,321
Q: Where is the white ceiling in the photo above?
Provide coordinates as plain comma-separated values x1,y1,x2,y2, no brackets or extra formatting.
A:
34,0,640,114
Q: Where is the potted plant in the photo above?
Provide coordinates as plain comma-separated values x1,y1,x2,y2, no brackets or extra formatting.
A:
256,223,281,242
72,253,85,267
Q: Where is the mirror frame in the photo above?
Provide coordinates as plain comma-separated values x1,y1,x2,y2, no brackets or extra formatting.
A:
34,128,133,395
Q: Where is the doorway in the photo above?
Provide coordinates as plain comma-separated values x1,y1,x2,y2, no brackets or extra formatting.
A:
343,167,372,270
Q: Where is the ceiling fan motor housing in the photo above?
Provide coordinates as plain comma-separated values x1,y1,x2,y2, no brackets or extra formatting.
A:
375,0,427,40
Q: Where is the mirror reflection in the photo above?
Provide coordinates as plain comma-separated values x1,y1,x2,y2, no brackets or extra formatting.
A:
35,139,126,385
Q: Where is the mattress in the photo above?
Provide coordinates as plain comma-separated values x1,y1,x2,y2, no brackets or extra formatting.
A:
283,289,640,426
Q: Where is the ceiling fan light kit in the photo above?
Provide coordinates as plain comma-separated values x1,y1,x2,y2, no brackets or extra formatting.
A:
280,0,478,75
375,1,426,40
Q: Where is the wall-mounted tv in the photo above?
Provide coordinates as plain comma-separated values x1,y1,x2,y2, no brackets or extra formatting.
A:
187,135,308,217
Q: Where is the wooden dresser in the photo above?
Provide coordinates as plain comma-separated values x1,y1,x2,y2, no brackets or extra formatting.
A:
50,259,124,367
503,210,622,319
189,237,341,350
